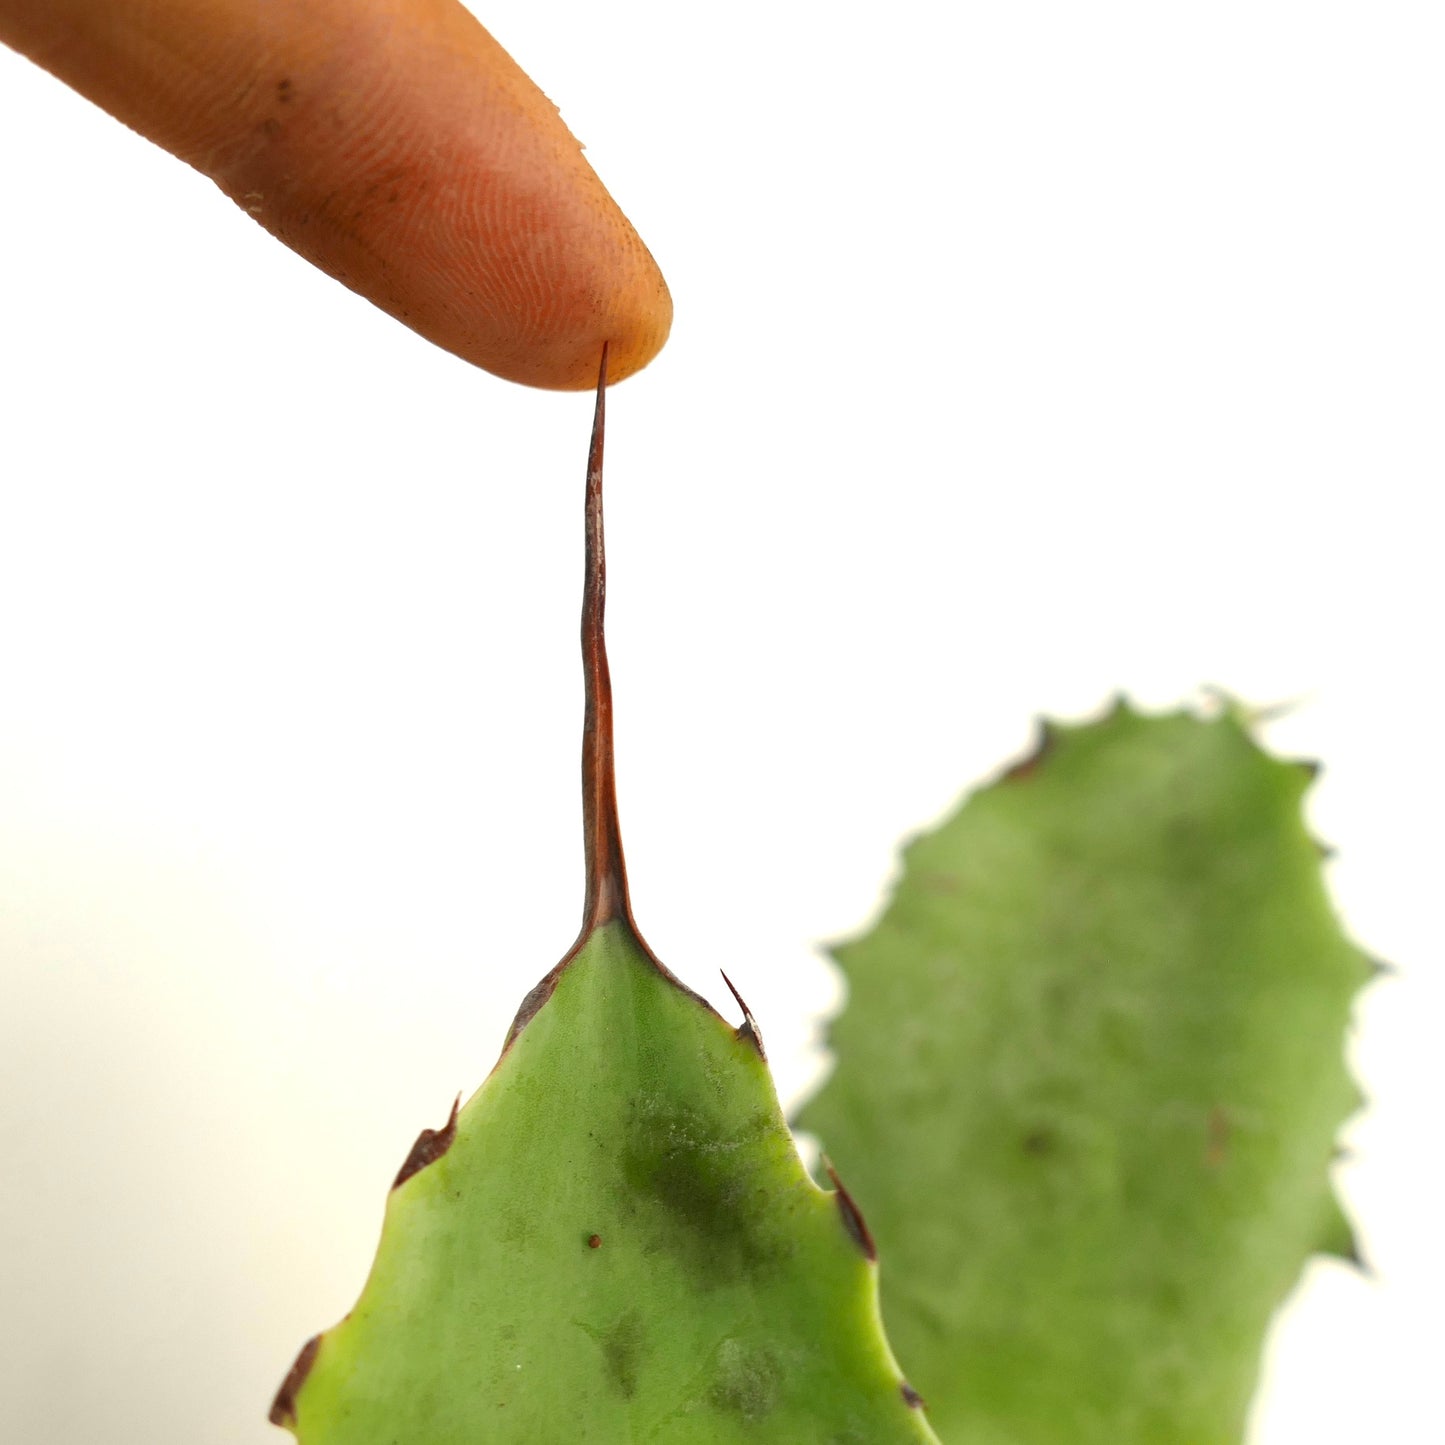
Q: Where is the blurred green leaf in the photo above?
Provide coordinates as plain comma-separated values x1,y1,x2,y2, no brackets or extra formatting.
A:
797,702,1371,1444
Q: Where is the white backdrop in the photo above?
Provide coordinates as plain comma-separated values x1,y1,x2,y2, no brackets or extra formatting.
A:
1,3,1440,1441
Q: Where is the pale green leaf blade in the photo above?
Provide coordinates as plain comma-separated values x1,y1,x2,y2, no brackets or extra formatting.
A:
796,703,1372,1444
274,922,937,1442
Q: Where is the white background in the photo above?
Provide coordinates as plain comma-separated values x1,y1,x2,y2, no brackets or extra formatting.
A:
1,3,1441,1441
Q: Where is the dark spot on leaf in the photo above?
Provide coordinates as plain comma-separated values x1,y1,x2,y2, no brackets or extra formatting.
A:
587,1233,602,1249
392,1095,460,1189
268,1334,320,1427
1205,1106,1231,1167
901,1381,926,1409
708,1340,781,1420
1022,1128,1055,1157
824,1159,877,1260
602,1309,646,1398
920,871,962,894
276,77,292,102
620,1099,783,1285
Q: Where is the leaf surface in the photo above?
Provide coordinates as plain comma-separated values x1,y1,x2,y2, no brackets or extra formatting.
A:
276,921,933,1442
796,702,1372,1444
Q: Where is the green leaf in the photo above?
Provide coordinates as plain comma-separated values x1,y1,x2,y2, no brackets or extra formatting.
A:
796,701,1372,1444
272,920,935,1442
270,359,937,1444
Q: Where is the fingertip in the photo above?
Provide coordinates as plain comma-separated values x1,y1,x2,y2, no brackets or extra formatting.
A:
9,0,673,390
442,220,673,392
201,1,673,391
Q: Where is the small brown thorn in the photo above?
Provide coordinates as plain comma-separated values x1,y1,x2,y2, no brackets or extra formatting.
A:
901,1381,926,1409
1003,719,1057,782
392,1094,461,1190
823,1156,877,1260
720,970,766,1058
269,1334,321,1427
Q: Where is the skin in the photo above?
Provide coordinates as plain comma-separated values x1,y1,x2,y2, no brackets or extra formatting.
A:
0,0,671,389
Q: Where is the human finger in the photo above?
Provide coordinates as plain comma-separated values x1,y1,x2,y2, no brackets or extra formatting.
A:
1,0,671,388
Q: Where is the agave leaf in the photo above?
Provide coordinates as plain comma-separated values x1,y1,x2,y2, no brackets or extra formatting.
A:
796,702,1372,1444
272,921,933,1442
270,358,936,1444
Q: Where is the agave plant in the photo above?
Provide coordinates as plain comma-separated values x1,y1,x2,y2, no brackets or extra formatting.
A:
271,364,1369,1443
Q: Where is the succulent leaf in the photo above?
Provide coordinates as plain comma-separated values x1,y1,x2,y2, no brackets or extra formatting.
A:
270,358,936,1444
273,919,934,1442
796,703,1373,1444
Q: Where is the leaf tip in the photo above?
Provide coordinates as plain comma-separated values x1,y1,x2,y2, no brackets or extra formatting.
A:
578,342,638,939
